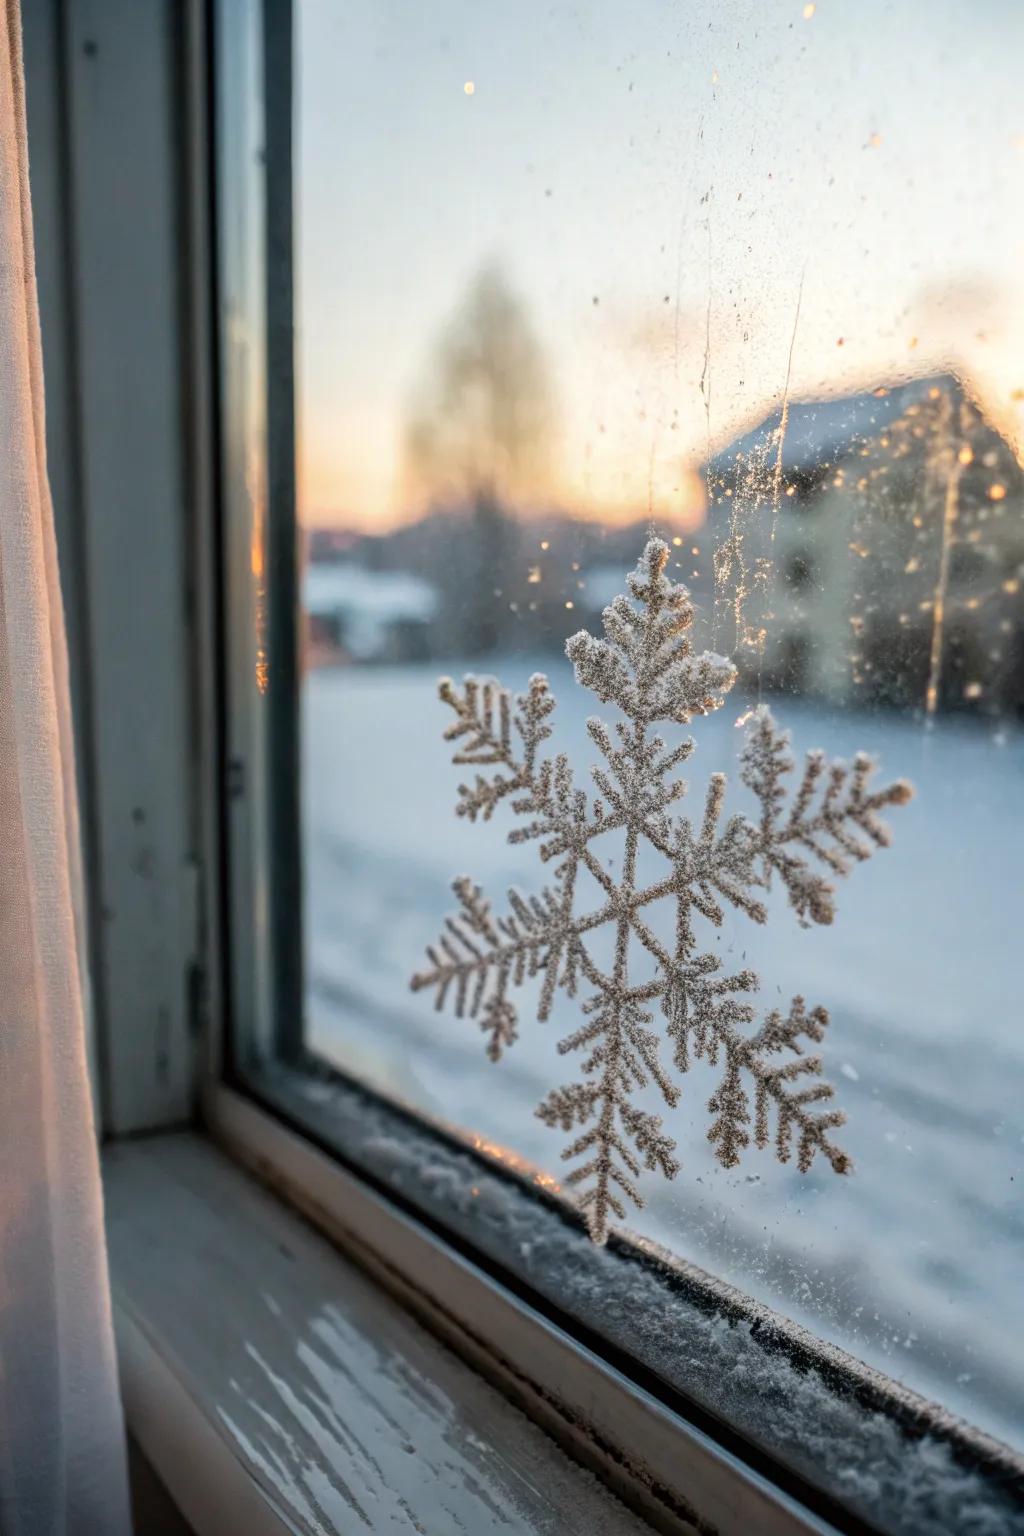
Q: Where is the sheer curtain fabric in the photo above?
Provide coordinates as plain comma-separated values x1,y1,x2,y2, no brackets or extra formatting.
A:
0,2,130,1531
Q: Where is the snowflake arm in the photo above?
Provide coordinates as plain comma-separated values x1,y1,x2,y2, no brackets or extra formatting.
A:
537,993,681,1235
438,672,620,863
565,540,737,727
437,672,554,823
674,984,851,1175
740,705,914,926
410,876,574,1055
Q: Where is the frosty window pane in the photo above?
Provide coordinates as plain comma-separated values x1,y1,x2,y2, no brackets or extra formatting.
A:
295,0,1024,1449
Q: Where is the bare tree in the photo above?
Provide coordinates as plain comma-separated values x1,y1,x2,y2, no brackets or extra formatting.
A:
406,263,553,509
405,266,555,654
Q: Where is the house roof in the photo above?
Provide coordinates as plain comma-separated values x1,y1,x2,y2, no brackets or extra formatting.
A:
708,374,961,482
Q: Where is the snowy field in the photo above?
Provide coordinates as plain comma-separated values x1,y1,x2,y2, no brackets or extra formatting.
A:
302,654,1023,1449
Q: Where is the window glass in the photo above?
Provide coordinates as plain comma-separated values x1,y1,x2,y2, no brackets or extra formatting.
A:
293,0,1023,1448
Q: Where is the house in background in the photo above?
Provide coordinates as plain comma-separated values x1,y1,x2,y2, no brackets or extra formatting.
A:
706,375,1024,715
304,561,439,664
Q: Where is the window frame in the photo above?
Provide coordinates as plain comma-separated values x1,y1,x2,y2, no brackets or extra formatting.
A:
194,5,1024,1535
27,3,1019,1528
212,0,302,1074
26,0,206,1136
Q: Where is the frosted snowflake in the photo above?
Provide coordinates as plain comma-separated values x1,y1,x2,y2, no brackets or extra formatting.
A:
411,539,913,1243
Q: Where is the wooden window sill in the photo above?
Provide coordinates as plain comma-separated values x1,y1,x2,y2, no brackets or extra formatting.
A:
103,1133,651,1536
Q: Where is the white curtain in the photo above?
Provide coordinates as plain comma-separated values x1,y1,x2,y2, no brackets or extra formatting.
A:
0,2,131,1531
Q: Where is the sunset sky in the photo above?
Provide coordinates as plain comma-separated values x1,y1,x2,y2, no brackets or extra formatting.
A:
295,0,1024,531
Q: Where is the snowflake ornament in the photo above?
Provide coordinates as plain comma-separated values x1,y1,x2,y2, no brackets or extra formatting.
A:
411,539,913,1243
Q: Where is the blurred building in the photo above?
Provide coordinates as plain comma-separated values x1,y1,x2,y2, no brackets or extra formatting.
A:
706,375,1024,715
304,561,438,664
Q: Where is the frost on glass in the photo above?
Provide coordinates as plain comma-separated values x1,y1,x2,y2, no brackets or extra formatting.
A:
412,540,912,1241
296,0,1024,1450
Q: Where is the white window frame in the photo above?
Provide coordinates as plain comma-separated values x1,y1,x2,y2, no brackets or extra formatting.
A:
25,0,204,1134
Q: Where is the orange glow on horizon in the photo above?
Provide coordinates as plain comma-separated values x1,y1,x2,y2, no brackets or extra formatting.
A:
297,343,1023,536
298,447,708,535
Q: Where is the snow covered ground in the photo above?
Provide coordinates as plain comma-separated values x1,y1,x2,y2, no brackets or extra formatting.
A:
302,653,1023,1449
